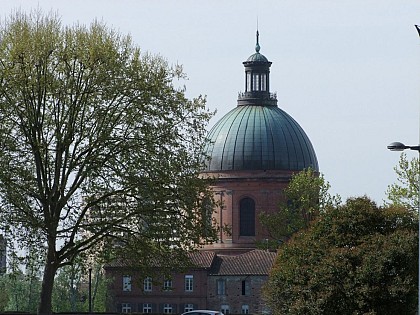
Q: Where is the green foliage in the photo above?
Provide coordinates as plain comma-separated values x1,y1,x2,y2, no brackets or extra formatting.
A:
0,250,109,312
285,168,339,215
386,152,419,212
0,271,41,312
0,10,217,312
0,249,43,312
52,263,109,312
258,168,340,247
264,197,418,315
0,247,43,313
0,279,8,311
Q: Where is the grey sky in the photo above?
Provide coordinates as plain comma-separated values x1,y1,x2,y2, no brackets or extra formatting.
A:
2,0,420,203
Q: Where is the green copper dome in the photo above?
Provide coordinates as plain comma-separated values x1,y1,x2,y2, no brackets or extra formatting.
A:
203,31,318,172
203,105,318,171
246,52,269,62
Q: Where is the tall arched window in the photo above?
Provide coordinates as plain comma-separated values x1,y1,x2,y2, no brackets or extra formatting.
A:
240,197,255,236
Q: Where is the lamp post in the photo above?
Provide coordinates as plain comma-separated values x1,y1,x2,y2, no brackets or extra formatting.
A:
88,267,92,313
387,141,420,314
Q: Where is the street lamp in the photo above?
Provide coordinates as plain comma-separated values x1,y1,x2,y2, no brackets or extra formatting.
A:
387,142,420,152
88,267,92,313
387,141,420,314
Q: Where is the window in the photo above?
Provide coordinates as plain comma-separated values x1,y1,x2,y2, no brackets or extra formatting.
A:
217,279,226,295
185,275,193,292
241,305,249,314
144,277,152,292
246,72,251,92
142,303,152,313
239,198,255,236
261,73,267,91
163,303,172,314
242,280,250,296
252,73,259,91
184,304,194,312
122,275,131,292
221,304,230,314
121,303,131,313
163,279,173,290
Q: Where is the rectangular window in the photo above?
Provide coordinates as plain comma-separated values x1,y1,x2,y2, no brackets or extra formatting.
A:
241,304,249,314
163,303,173,314
121,303,131,313
143,303,152,313
242,280,250,296
246,72,251,92
122,275,131,292
163,279,173,290
221,304,230,314
185,275,193,292
252,73,259,91
239,198,256,236
217,279,226,295
184,303,194,312
144,277,152,292
261,73,267,91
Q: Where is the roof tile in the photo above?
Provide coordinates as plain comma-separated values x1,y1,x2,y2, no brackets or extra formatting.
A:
210,249,276,276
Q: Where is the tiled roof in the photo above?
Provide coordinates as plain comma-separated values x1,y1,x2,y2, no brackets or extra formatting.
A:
210,249,276,276
105,249,276,276
187,250,216,269
104,250,216,269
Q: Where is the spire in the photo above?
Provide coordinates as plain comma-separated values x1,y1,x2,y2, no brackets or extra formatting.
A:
255,30,260,53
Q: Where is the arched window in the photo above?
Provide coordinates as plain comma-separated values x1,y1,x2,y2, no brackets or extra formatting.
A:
240,197,255,236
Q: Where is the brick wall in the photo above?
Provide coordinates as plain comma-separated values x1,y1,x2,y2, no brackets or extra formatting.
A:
106,267,208,313
203,169,293,251
207,274,270,314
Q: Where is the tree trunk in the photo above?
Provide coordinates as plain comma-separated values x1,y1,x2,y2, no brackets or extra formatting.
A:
38,248,58,315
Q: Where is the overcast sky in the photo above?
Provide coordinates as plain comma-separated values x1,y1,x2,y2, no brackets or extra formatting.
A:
2,0,420,204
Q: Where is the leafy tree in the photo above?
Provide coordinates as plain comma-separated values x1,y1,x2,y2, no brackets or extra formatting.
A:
0,249,42,312
0,11,216,314
0,277,9,311
258,168,340,247
52,261,109,312
264,197,418,315
0,270,41,312
0,243,49,312
87,266,110,312
386,152,419,212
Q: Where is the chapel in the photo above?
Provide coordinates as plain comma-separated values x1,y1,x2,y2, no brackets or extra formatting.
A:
202,30,318,254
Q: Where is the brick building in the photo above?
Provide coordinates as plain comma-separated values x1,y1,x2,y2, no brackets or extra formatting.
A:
106,31,317,314
105,249,275,314
106,251,215,313
206,250,276,314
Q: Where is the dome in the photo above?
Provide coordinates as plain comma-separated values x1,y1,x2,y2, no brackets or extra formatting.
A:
246,52,268,62
203,31,318,173
203,105,319,172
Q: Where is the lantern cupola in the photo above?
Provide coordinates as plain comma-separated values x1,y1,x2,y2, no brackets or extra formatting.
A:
238,30,277,106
